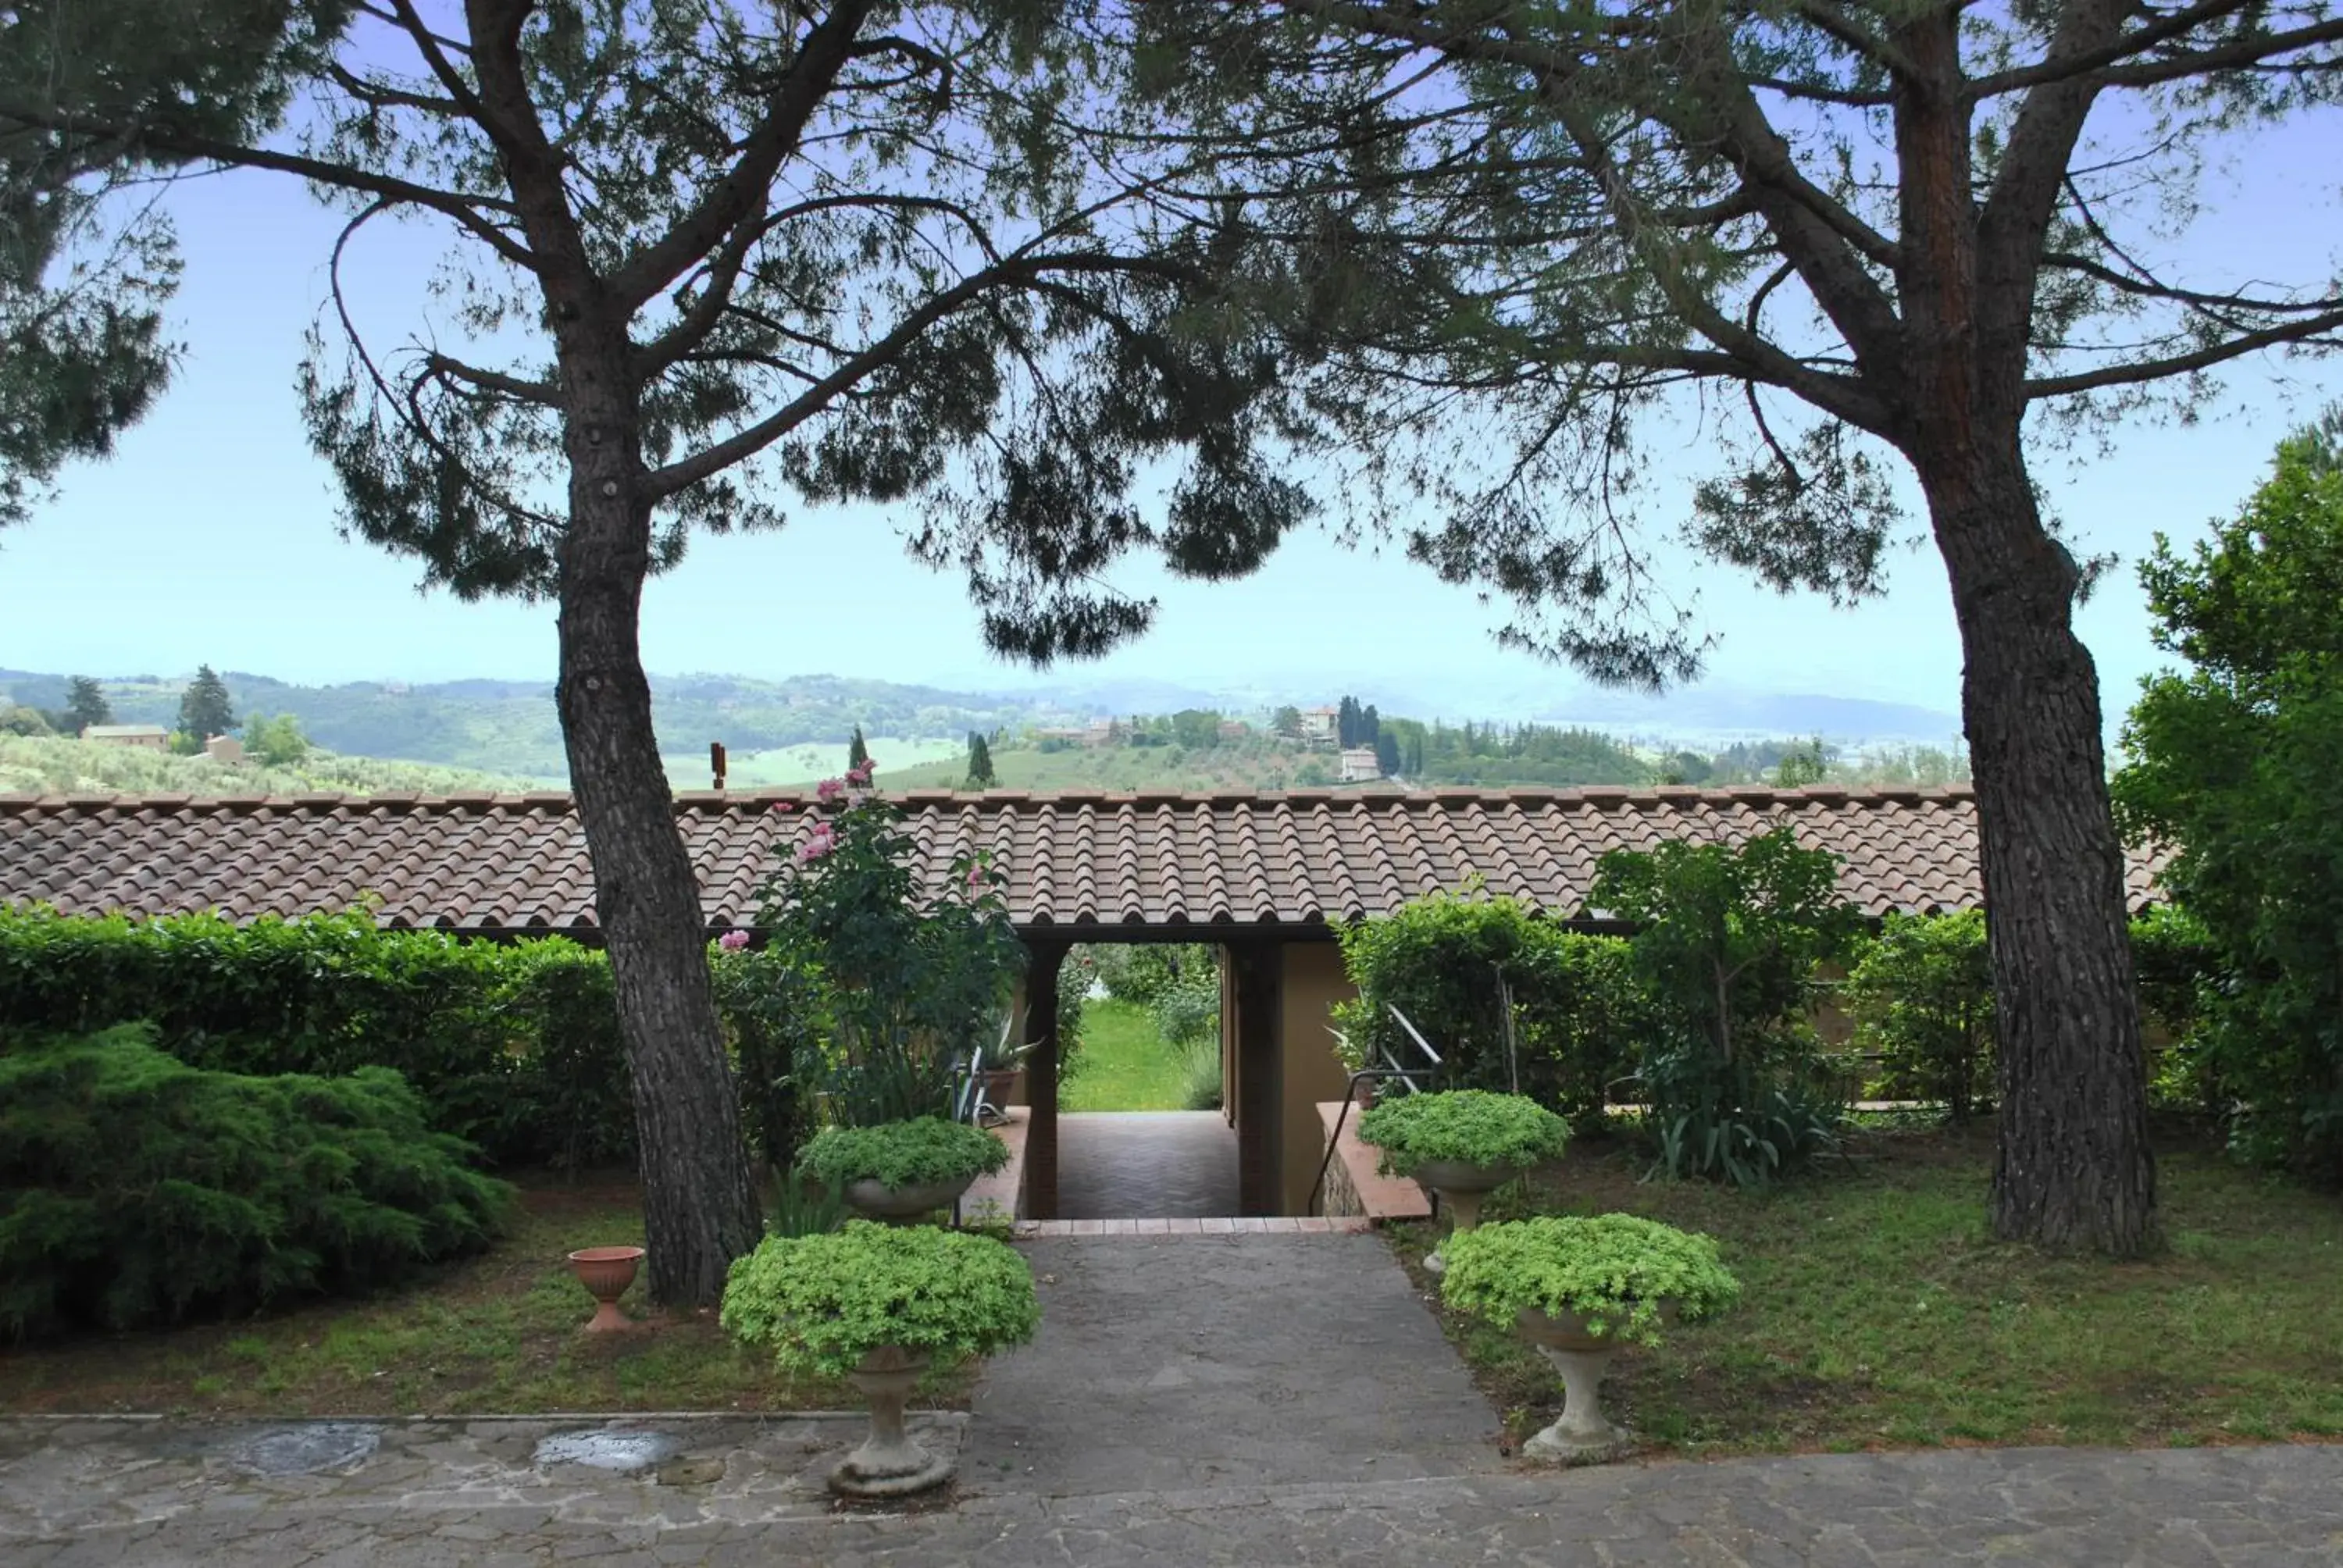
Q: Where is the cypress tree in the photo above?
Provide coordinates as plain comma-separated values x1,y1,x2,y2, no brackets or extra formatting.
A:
176,665,235,742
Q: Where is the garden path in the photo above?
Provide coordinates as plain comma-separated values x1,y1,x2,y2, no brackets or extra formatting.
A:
1054,1110,1239,1219
9,1233,2341,1563
7,1414,2341,1564
964,1231,1497,1493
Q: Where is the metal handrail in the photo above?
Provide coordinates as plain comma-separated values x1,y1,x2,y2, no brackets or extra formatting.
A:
1307,1007,1446,1216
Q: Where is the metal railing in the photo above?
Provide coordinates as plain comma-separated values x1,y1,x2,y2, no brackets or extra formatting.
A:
1307,1002,1444,1217
951,1009,1021,1128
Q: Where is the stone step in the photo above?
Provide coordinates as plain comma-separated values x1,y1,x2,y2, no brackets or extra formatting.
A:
1013,1216,1371,1236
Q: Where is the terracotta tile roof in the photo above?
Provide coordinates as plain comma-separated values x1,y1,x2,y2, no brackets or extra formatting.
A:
0,786,2166,937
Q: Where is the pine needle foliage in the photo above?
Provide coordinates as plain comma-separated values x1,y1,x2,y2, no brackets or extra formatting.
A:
0,1025,510,1339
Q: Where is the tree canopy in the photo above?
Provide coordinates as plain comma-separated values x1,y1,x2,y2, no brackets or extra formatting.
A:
2114,413,2343,1178
175,664,234,742
0,1,352,526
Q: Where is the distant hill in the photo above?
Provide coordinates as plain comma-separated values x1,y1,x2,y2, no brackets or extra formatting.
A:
0,669,1086,782
0,666,1964,787
0,734,534,798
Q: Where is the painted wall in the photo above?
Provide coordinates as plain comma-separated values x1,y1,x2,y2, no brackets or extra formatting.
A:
1277,941,1361,1214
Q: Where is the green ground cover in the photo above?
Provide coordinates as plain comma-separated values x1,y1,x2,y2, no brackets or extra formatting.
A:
1402,1121,2343,1457
1063,999,1190,1111
0,1180,971,1417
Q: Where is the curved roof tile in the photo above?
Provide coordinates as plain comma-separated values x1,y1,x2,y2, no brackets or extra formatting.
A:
0,786,2168,934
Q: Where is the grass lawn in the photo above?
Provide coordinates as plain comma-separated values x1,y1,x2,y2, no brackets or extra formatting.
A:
1063,998,1189,1111
1401,1121,2343,1458
0,1178,974,1418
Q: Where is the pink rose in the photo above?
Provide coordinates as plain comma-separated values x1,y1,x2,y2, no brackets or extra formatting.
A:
717,929,751,951
769,800,793,814
846,761,873,786
816,778,843,801
798,824,838,863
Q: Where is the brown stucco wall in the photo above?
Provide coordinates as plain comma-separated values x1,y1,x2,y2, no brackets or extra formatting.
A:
1277,942,1361,1214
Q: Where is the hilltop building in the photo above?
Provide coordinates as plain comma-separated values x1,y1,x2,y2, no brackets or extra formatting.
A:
80,725,168,750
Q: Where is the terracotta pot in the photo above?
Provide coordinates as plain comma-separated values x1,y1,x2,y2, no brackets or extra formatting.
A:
566,1245,644,1334
843,1174,976,1224
977,1068,1019,1104
1411,1160,1521,1275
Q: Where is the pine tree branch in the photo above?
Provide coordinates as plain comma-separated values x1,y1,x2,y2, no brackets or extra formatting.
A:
0,102,536,270
641,251,1198,499
604,0,875,312
2024,306,2343,397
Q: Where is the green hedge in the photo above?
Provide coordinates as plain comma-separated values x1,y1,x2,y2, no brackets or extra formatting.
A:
0,1025,511,1338
0,906,633,1170
0,907,830,1173
1332,893,1651,1129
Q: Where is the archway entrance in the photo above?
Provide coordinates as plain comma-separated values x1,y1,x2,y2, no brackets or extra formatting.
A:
1013,938,1352,1220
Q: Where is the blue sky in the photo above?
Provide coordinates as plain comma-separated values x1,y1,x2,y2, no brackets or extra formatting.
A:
2,105,2338,729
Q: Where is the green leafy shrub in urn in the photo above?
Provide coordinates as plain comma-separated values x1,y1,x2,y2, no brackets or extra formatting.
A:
1357,1089,1571,1176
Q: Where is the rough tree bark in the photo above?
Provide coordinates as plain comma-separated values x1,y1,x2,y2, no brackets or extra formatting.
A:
1924,435,2159,1257
1888,2,2156,1257
476,2,765,1305
551,350,765,1306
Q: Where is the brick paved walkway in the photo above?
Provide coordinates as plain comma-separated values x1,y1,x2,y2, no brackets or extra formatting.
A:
1056,1111,1239,1218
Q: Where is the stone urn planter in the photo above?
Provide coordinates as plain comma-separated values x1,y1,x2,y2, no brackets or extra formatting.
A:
1440,1215,1742,1466
1411,1159,1521,1274
721,1221,1041,1501
565,1245,644,1334
1354,1091,1572,1274
842,1174,975,1223
795,1117,1010,1228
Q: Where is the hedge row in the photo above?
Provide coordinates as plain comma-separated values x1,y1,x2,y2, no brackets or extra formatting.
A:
0,906,828,1172
1336,893,2226,1129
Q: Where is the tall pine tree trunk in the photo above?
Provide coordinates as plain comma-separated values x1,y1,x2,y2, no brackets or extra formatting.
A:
1922,430,2157,1257
555,354,763,1308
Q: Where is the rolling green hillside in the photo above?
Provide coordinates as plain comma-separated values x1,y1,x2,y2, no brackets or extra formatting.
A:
0,735,535,797
0,669,1075,782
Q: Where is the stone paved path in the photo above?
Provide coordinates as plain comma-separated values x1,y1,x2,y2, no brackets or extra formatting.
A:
8,1228,2343,1563
967,1232,1499,1494
1057,1111,1239,1219
6,1423,2342,1565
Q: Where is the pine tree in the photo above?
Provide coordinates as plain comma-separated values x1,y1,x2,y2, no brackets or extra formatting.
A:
1361,704,1380,745
966,731,996,788
63,676,110,732
1374,731,1400,779
1337,695,1359,748
175,665,234,742
847,725,869,773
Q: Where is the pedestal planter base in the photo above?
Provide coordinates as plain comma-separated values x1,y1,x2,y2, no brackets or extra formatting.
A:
1514,1305,1660,1464
1414,1162,1520,1276
1522,1342,1628,1461
832,1348,952,1499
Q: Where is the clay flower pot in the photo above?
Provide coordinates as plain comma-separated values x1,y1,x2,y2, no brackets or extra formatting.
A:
567,1245,645,1333
1410,1160,1521,1275
1514,1301,1676,1461
843,1174,975,1224
832,1345,953,1498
